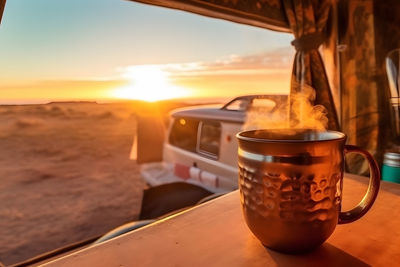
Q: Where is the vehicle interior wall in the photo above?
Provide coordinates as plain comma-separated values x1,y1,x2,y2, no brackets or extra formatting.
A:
337,0,400,175
373,0,400,162
136,115,165,164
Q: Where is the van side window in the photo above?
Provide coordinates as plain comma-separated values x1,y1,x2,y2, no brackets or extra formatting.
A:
198,121,221,158
169,117,199,152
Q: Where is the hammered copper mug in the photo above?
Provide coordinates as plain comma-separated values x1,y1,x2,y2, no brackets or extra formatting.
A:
237,129,380,253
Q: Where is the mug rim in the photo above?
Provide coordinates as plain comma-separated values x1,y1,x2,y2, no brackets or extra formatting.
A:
236,129,346,143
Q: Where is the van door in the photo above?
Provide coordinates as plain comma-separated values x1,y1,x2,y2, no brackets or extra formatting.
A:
132,115,166,164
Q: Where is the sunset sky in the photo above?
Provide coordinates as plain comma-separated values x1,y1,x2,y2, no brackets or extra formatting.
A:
0,0,294,103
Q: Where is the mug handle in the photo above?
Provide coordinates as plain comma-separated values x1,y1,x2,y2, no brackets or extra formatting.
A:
338,145,381,224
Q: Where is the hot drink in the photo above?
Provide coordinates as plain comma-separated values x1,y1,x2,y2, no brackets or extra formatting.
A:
237,129,380,253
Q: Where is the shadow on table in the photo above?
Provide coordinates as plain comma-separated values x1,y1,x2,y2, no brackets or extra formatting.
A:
267,242,370,267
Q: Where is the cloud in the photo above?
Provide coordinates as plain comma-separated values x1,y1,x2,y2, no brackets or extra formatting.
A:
173,48,294,96
119,47,293,77
117,47,294,97
170,47,292,76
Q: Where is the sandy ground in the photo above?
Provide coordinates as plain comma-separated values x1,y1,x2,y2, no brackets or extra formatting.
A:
0,101,183,265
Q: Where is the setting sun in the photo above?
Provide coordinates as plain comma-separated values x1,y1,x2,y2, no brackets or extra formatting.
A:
110,65,191,102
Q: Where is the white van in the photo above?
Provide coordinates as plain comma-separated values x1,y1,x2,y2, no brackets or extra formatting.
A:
135,95,287,193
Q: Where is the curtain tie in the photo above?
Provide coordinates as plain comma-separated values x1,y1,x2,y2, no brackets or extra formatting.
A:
291,32,325,52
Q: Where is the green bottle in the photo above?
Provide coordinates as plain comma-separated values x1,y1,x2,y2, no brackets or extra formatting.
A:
382,152,400,184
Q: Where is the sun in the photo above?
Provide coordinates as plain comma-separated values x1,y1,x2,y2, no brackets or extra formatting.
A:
111,65,191,102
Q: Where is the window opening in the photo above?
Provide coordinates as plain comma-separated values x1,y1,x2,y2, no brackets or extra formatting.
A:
197,121,221,158
169,117,199,152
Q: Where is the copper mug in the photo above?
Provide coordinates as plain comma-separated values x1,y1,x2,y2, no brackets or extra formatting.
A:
237,129,380,253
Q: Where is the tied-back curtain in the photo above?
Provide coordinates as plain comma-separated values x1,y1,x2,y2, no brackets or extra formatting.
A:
0,0,6,24
283,0,339,130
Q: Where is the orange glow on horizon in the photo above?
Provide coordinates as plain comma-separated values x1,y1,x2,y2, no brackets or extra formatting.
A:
110,65,192,102
1,58,292,103
108,63,290,102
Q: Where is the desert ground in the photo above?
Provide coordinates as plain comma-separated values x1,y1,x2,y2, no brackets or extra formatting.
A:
0,100,187,265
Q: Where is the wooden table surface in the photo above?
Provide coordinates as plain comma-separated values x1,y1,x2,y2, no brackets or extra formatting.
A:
43,174,400,267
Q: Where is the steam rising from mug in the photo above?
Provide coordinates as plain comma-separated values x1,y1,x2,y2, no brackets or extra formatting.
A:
243,84,328,131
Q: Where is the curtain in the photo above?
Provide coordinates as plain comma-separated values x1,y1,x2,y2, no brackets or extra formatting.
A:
282,0,339,130
0,0,6,24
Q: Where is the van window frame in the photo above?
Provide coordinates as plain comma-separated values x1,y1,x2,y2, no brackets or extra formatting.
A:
196,120,221,160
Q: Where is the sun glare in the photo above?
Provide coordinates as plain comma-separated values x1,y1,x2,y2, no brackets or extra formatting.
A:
111,65,191,102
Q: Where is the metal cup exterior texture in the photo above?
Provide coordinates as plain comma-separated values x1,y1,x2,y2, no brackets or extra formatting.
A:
237,130,346,253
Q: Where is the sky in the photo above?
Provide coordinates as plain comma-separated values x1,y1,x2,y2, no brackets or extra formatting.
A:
0,0,294,103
